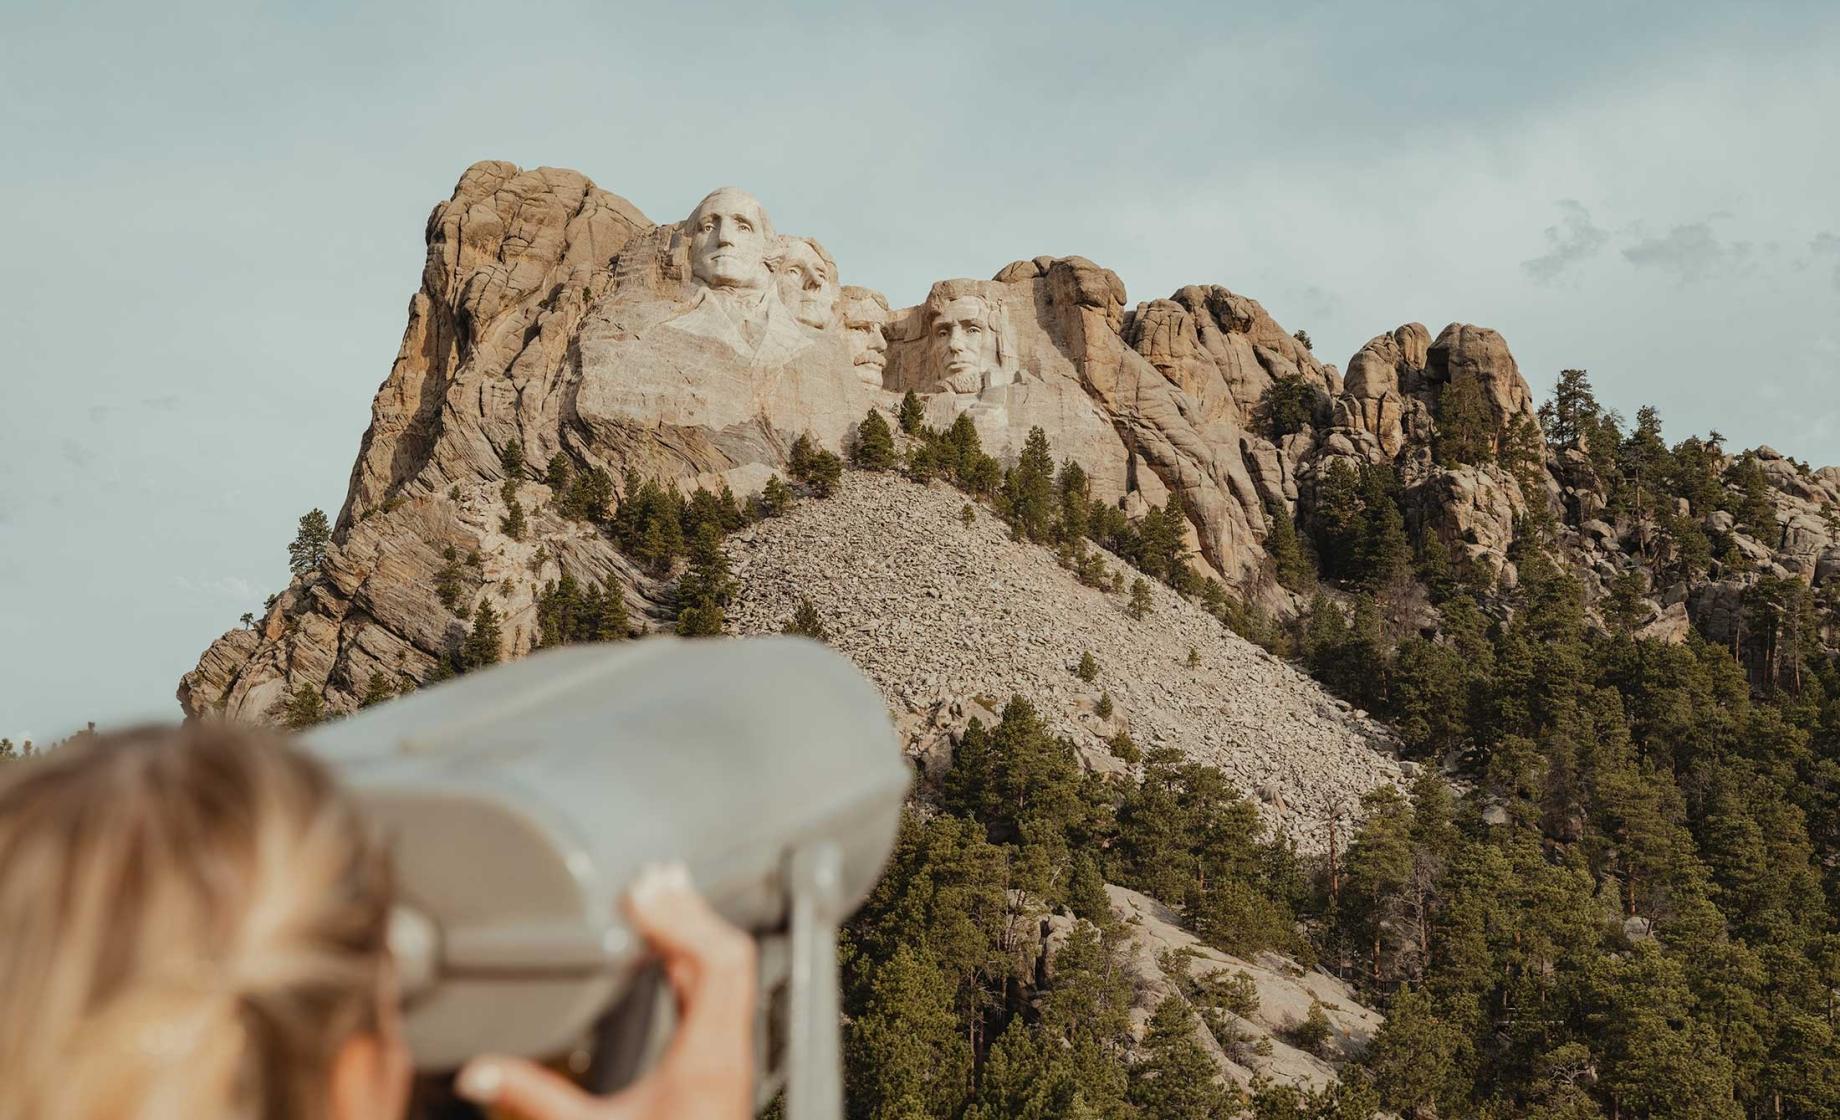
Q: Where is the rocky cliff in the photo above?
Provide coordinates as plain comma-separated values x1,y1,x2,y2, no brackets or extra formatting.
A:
171,159,1840,1111
182,156,1839,755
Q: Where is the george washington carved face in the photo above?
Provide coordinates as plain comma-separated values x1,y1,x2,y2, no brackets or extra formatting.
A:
687,187,774,292
775,237,839,329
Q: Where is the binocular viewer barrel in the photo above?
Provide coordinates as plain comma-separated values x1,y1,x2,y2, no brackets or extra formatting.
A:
303,637,909,1119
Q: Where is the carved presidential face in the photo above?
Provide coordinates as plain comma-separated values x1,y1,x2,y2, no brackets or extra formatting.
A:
932,296,1001,385
841,290,889,384
688,188,773,292
777,238,839,329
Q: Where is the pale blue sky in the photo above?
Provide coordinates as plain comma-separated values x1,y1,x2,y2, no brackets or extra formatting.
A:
3,1,1838,742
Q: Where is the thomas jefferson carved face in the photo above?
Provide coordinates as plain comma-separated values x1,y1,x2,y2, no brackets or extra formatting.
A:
931,296,1003,387
687,187,773,292
776,237,839,329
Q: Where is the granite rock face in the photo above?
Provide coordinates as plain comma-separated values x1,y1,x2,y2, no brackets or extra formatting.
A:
1088,885,1382,1090
882,259,1276,586
1123,284,1340,432
183,157,1839,732
339,162,651,530
186,164,1363,719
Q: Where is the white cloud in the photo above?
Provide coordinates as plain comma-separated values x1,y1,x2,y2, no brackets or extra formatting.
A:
1621,219,1754,283
1524,201,1611,284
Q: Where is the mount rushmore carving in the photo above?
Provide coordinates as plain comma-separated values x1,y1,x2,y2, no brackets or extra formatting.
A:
181,160,1545,720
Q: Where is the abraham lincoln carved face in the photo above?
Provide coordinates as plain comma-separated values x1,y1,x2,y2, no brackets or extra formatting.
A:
923,287,1014,392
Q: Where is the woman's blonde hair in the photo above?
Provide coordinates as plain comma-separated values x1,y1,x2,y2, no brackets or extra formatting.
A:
0,722,394,1119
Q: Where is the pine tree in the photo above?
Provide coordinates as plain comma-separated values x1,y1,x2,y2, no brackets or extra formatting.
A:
1729,454,1777,543
1055,460,1090,543
545,452,572,492
1095,692,1114,719
942,413,996,492
1004,426,1057,542
1434,373,1495,466
636,499,683,575
897,389,926,435
760,475,792,517
499,437,526,481
1343,785,1415,981
1264,499,1315,591
1309,459,1363,581
1618,404,1671,525
790,434,844,497
1129,996,1238,1120
1076,651,1099,682
1262,375,1321,439
434,544,465,610
785,598,828,642
1355,465,1410,589
1414,526,1455,601
1128,578,1152,620
1066,854,1112,927
280,682,326,729
358,671,396,709
538,576,573,648
674,522,733,636
595,583,631,641
1365,987,1462,1117
845,945,972,1120
460,602,503,670
959,503,975,527
561,466,614,523
1107,730,1140,764
1539,368,1603,449
789,433,817,479
852,409,896,471
967,1019,1103,1120
1288,999,1334,1056
1604,569,1649,634
500,495,527,541
288,508,331,575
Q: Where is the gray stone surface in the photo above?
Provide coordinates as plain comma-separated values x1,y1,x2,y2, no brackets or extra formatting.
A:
725,472,1404,851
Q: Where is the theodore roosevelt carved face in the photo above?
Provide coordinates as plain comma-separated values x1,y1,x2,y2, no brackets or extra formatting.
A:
840,286,890,387
776,237,840,329
687,187,774,292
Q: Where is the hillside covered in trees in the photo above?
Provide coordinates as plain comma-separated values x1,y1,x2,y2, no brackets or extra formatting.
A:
218,381,1840,1120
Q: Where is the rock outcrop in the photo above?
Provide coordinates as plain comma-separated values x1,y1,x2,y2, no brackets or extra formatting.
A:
184,163,1372,719
1086,885,1382,1092
182,156,1840,746
339,162,651,527
882,260,1277,586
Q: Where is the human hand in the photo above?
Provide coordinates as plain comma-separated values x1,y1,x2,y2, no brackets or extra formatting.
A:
454,863,756,1120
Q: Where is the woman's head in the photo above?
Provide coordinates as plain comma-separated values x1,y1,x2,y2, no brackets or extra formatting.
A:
0,722,408,1120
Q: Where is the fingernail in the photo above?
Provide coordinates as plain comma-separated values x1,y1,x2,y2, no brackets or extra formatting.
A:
456,1060,503,1103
